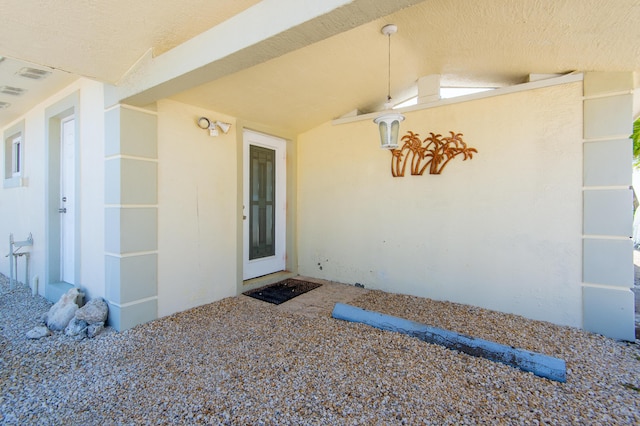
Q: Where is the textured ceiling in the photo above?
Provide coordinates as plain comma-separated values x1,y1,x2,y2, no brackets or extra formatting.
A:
0,57,78,125
0,0,639,132
170,0,640,133
0,0,261,126
0,0,261,83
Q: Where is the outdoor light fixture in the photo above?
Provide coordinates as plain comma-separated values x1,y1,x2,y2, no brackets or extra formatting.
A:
197,117,232,137
374,24,405,149
215,121,231,134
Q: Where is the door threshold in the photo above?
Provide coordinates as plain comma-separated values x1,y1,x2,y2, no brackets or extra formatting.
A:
242,271,296,293
45,281,76,303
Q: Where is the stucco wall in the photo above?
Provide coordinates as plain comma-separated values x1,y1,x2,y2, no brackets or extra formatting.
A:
0,113,43,288
297,82,584,327
634,72,640,119
0,78,105,300
156,99,238,317
78,81,106,300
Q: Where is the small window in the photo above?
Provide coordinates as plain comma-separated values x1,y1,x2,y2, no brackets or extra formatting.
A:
4,120,25,188
11,135,21,176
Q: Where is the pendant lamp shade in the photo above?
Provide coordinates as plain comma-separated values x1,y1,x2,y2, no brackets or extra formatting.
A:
374,24,404,149
374,111,405,149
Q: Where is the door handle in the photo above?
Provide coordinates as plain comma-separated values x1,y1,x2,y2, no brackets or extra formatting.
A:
58,208,67,213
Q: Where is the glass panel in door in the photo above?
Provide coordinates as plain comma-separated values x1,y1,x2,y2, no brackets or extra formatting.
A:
249,145,276,260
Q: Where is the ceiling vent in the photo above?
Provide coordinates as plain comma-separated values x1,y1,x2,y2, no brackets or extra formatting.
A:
17,67,51,80
0,86,26,96
0,101,10,109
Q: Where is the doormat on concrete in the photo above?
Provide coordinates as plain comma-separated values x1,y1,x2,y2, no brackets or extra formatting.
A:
243,279,322,305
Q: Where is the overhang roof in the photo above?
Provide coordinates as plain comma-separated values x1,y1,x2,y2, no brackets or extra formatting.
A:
1,0,639,131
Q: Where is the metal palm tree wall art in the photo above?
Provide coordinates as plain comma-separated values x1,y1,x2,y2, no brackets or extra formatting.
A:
390,131,478,177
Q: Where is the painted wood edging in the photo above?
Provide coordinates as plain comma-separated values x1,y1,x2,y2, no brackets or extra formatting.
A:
331,303,567,383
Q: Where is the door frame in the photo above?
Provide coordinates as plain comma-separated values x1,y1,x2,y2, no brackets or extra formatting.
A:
45,93,80,293
242,129,287,280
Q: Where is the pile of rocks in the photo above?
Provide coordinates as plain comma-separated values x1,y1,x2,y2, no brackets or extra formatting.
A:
26,288,108,340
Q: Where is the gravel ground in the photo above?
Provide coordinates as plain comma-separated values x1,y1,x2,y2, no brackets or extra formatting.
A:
1,275,639,425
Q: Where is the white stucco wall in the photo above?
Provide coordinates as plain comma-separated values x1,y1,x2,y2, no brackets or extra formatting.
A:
297,82,584,327
0,111,45,290
0,78,105,299
156,99,238,317
77,81,106,300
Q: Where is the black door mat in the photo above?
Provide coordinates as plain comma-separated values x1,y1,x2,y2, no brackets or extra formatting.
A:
243,279,322,305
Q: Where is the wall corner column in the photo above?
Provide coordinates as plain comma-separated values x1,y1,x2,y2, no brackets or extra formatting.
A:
104,104,158,331
582,72,635,341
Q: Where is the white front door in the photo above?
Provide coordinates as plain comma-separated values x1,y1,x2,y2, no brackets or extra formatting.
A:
60,116,75,284
243,130,286,280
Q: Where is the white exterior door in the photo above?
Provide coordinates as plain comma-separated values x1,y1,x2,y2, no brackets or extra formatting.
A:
243,130,286,280
60,116,75,284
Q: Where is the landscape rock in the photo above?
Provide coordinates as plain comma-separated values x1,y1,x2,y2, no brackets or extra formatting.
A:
46,288,83,331
75,297,108,324
26,326,52,339
87,322,105,338
2,271,640,425
65,317,88,337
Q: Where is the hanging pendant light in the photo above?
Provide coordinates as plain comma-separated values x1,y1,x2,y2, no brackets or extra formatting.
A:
374,24,405,149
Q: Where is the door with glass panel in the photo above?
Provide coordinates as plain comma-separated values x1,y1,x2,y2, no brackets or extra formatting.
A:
243,130,286,279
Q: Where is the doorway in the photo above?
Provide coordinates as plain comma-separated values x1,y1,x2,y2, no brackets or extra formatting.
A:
59,116,76,285
45,92,79,301
243,130,286,280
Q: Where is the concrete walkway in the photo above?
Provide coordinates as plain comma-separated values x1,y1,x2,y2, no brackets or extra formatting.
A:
241,277,368,318
245,265,640,340
247,267,640,339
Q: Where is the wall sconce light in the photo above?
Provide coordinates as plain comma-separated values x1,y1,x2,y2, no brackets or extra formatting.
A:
374,24,405,149
197,117,232,136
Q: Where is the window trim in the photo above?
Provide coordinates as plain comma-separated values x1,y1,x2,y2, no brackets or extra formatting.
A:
4,120,25,188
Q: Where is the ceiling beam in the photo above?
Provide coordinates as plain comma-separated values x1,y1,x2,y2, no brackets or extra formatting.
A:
107,0,426,107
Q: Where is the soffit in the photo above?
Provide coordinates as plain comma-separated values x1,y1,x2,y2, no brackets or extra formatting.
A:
0,0,261,127
170,0,640,134
0,57,79,127
1,0,639,133
0,0,261,83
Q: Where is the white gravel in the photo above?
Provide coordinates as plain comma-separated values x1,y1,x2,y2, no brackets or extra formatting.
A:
1,275,639,425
